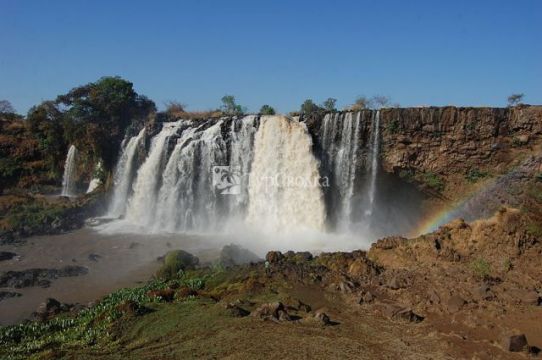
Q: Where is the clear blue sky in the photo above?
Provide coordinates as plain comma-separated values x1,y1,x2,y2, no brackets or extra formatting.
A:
1,0,541,114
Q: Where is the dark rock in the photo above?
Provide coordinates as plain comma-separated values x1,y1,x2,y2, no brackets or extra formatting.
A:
0,291,22,302
313,310,331,325
0,251,16,261
381,303,424,323
358,290,376,304
277,309,291,321
0,266,88,288
225,303,250,317
176,287,198,298
265,251,283,264
251,302,285,320
147,288,175,302
504,334,528,352
371,236,407,250
219,244,260,267
33,298,69,321
88,253,101,262
427,289,441,304
447,295,466,313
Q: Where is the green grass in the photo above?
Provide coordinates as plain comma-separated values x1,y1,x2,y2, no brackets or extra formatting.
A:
470,258,491,280
465,168,488,183
420,172,444,192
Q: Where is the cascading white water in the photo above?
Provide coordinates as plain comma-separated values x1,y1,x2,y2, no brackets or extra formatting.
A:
152,120,228,232
228,116,258,215
86,161,103,194
365,110,380,216
61,145,78,197
108,128,146,217
246,116,326,233
320,112,362,228
125,121,183,226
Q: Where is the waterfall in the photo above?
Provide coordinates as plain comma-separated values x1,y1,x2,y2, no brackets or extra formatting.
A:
125,121,183,226
108,128,146,217
61,145,78,197
228,116,258,216
320,112,362,228
86,161,103,194
152,120,228,232
246,115,326,233
365,110,380,216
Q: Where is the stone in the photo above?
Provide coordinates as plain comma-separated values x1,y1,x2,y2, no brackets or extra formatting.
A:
219,244,260,267
358,290,376,304
265,251,283,264
504,334,528,352
147,288,175,302
225,303,250,317
0,251,16,261
447,295,466,313
313,310,331,325
88,253,101,262
251,302,285,320
381,303,424,323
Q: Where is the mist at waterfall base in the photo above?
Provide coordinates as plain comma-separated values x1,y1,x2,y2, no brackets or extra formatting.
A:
96,115,427,257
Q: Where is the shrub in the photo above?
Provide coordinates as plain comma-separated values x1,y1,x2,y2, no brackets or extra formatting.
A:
388,119,399,134
470,258,491,280
526,223,542,238
466,168,488,183
259,105,276,115
156,250,199,280
421,172,444,192
321,98,337,112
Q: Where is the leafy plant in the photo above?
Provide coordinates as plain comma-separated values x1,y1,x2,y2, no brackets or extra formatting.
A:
470,258,491,280
421,172,444,192
259,104,275,115
466,168,488,183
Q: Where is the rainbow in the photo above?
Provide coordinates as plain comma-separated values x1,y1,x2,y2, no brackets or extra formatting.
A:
410,177,498,237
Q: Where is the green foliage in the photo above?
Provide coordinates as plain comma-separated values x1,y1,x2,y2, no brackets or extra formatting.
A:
465,168,488,183
259,104,276,115
526,223,542,238
0,279,169,359
321,97,337,112
4,201,65,232
300,99,321,115
470,258,491,280
388,119,399,134
156,250,199,280
221,95,245,116
420,172,444,192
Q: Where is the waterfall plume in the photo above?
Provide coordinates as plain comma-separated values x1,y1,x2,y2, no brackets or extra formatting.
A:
61,145,78,197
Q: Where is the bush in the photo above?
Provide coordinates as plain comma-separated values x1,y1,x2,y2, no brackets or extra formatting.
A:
466,168,488,183
156,250,199,280
259,105,275,115
470,258,491,280
421,172,444,192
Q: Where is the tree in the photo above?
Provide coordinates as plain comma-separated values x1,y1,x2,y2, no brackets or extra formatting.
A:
165,101,186,117
221,95,245,116
55,76,156,170
507,93,524,106
322,98,337,112
259,104,275,115
349,96,372,111
0,100,15,114
300,99,321,115
371,95,391,109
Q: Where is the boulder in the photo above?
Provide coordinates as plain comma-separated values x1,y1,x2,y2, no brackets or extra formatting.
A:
265,251,283,264
313,310,331,325
251,302,288,321
0,251,16,261
156,250,199,279
225,303,250,317
219,244,260,267
381,303,424,323
447,295,466,313
504,334,528,352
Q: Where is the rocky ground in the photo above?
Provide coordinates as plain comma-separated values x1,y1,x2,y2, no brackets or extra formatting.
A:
0,207,540,359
